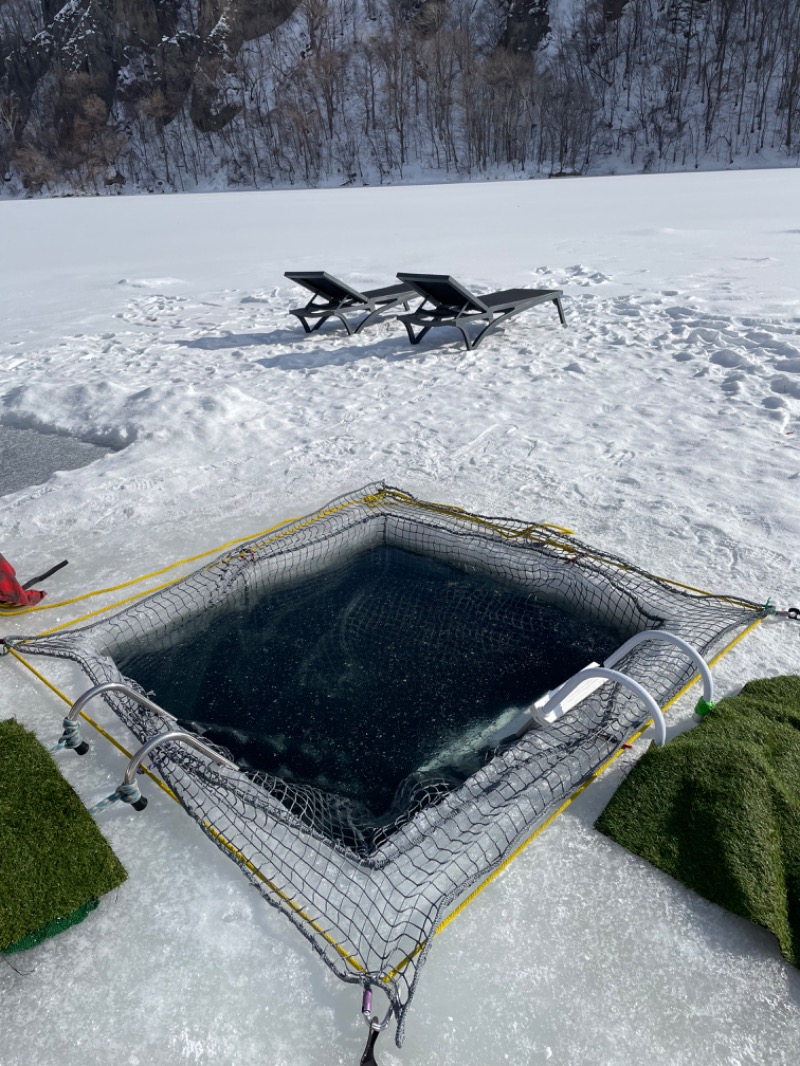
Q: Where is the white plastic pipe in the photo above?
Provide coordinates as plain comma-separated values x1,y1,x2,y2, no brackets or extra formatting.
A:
604,630,715,705
534,666,667,745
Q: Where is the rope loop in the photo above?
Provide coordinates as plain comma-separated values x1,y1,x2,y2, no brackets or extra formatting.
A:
88,781,145,816
56,716,88,753
52,718,84,754
115,782,143,804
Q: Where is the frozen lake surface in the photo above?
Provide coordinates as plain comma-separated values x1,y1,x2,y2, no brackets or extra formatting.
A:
1,170,799,1065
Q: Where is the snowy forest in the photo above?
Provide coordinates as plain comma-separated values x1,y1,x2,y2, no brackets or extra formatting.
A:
1,0,799,195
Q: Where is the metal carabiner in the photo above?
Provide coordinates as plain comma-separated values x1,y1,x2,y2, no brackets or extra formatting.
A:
358,986,392,1066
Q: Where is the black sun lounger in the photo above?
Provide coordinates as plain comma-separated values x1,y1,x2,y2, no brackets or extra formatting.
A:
396,273,566,350
285,271,417,335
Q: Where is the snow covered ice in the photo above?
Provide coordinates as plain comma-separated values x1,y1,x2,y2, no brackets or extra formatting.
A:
1,169,800,1065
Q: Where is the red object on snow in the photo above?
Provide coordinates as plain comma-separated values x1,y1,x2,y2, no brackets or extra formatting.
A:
0,553,46,607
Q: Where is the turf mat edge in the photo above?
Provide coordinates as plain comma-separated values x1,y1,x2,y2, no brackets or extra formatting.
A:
595,676,800,967
0,719,127,953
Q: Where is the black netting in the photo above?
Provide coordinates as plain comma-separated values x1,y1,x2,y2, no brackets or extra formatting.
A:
10,483,764,1045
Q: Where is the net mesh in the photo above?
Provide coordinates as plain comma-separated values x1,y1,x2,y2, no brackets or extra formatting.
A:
11,484,764,1043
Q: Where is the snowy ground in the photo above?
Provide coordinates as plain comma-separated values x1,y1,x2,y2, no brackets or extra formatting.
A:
1,170,800,1065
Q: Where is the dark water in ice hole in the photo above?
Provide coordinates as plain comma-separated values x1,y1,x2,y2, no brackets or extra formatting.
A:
116,546,630,821
0,424,113,497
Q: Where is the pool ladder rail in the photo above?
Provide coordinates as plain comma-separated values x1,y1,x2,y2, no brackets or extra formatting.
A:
60,630,714,809
58,681,238,810
490,629,716,749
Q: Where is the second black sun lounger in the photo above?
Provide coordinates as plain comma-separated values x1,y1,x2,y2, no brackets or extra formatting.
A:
396,273,566,350
285,271,416,335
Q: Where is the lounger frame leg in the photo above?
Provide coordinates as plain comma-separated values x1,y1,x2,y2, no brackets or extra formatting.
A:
332,313,356,335
554,297,567,326
290,311,335,334
293,301,410,337
353,300,410,335
291,310,357,335
464,308,525,350
291,312,314,334
402,320,431,345
351,306,390,334
457,326,476,350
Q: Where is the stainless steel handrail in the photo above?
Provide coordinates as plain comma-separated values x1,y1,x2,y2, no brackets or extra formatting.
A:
67,680,178,724
123,729,238,787
506,628,714,747
60,680,177,754
116,730,239,810
63,682,238,810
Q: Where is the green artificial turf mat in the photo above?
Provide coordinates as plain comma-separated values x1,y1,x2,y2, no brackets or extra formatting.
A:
595,675,800,966
4,900,99,955
0,719,127,953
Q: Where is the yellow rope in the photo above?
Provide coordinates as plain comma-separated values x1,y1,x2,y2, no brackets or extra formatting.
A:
5,647,177,798
6,495,383,637
4,645,366,970
369,487,576,539
0,489,576,630
1,486,761,640
1,485,768,984
370,488,762,607
659,615,766,714
384,614,767,980
0,514,303,618
1,488,580,979
5,612,766,982
201,822,364,971
35,579,192,637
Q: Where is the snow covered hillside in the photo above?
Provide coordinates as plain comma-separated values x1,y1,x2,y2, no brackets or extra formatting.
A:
1,168,800,1065
2,0,799,195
